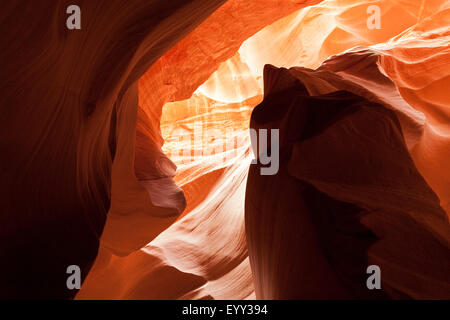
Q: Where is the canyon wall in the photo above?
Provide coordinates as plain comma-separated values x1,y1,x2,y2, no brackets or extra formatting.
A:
1,0,449,300
80,0,450,300
246,2,450,298
0,0,227,299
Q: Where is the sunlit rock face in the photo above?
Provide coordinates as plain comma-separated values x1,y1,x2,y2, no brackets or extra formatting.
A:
2,0,449,300
244,1,450,299
0,0,227,299
78,0,450,301
97,0,323,258
78,0,325,299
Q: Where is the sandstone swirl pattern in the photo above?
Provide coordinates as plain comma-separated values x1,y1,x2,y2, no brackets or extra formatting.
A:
0,0,448,299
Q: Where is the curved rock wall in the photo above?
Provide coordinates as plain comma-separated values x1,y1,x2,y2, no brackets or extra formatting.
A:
1,0,449,300
0,0,226,299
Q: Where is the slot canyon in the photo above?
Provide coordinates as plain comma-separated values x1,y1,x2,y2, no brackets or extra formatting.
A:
0,0,449,299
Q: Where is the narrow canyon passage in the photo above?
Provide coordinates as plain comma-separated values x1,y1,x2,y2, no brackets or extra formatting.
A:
1,0,449,300
78,0,450,299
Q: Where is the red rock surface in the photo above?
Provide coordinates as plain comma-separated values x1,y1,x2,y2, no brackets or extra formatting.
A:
246,65,450,299
1,0,449,300
0,0,227,299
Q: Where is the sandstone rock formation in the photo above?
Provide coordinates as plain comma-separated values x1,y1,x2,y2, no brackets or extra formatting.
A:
0,0,228,299
1,0,449,300
246,64,450,299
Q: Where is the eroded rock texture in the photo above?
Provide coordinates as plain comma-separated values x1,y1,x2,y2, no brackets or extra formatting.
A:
0,0,227,299
104,0,322,257
80,0,450,300
78,0,323,300
245,1,450,299
246,65,450,299
1,0,449,300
